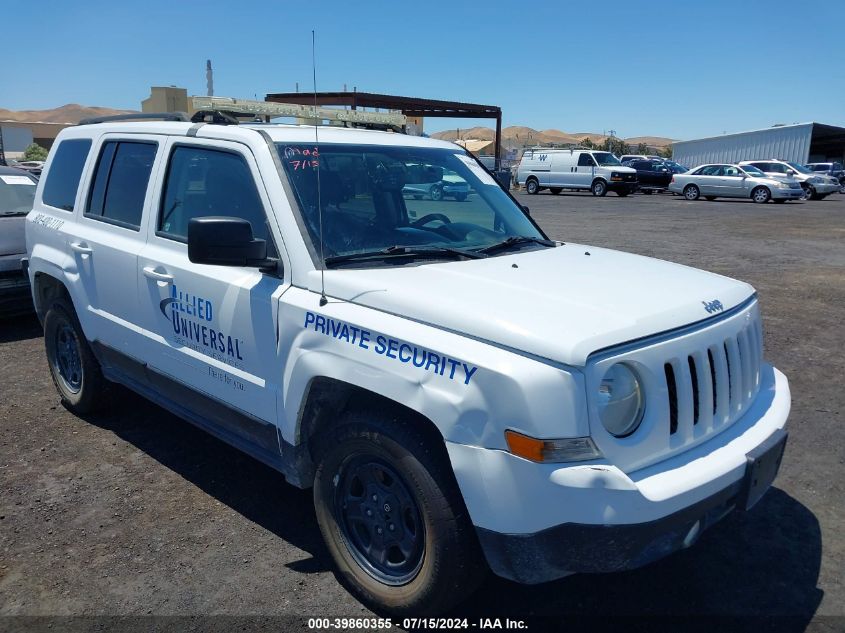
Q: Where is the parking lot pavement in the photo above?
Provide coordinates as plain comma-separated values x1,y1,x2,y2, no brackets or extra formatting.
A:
1,192,843,628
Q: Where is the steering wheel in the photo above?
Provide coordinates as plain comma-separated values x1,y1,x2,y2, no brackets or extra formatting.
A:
411,213,452,228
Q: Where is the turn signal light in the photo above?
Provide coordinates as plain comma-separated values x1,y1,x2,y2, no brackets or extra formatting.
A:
504,430,602,463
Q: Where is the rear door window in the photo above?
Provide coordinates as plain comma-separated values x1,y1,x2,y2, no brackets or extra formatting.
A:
86,141,157,230
42,139,92,211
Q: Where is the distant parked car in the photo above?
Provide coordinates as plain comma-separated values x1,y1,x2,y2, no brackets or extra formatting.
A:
669,163,804,203
805,162,844,193
662,160,689,174
0,166,37,315
403,169,470,201
739,160,839,200
13,160,44,176
622,159,673,193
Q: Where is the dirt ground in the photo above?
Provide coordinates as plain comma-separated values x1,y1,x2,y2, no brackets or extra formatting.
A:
1,191,843,632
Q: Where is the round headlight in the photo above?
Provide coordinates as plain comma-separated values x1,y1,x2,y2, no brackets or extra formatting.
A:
597,363,645,437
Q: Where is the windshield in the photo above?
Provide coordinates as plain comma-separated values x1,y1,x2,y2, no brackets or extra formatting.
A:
592,152,621,166
786,162,813,174
0,173,38,215
278,144,543,265
741,165,766,177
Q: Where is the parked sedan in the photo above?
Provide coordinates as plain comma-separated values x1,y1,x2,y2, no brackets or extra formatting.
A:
403,169,470,201
622,159,673,193
0,166,37,315
668,163,804,203
805,162,844,193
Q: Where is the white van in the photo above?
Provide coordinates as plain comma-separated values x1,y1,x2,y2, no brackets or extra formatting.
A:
517,148,638,196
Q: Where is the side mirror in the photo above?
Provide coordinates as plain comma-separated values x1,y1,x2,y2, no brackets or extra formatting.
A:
188,216,269,267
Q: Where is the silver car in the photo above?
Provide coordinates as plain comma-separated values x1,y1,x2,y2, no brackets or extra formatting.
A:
668,163,804,203
0,166,38,315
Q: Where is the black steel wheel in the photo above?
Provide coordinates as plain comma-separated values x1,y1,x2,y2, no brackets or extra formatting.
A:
43,295,111,413
335,456,425,585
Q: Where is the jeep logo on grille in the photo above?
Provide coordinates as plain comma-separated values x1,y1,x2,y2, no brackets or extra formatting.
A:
702,299,724,314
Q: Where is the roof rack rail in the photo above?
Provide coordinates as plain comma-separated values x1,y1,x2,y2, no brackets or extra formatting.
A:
190,96,407,130
190,110,241,125
78,112,190,125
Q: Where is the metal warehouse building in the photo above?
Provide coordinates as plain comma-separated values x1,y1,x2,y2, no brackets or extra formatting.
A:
672,122,845,168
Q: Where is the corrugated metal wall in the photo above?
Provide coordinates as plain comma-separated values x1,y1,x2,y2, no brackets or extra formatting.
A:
672,124,813,168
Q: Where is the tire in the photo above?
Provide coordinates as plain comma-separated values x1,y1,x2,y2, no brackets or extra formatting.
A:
704,196,717,201
801,185,814,201
313,410,484,616
454,193,467,202
683,184,700,201
616,190,629,197
591,179,607,197
525,178,539,195
43,296,111,414
429,185,443,202
643,189,653,195
773,199,786,204
550,187,562,195
751,186,771,204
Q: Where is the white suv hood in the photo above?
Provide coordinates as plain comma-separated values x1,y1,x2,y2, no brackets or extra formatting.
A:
317,244,754,367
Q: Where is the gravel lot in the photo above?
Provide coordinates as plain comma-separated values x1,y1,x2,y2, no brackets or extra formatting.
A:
1,191,843,631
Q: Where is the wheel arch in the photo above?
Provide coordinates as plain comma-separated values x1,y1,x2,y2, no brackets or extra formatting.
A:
289,373,451,488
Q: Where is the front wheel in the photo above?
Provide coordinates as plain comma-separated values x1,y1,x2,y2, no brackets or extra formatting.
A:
683,184,700,201
591,180,607,197
429,185,443,201
801,185,815,201
751,186,771,204
43,296,111,413
525,178,539,195
313,412,484,615
454,193,467,202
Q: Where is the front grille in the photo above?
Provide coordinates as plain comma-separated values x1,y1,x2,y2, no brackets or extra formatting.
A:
665,317,762,439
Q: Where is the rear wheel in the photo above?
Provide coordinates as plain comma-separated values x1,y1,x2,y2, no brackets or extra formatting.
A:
313,411,484,615
683,184,701,201
454,193,467,202
591,179,607,197
43,296,111,414
751,186,771,204
525,178,539,195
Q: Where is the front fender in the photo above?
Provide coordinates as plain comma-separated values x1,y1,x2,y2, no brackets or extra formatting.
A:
276,287,590,450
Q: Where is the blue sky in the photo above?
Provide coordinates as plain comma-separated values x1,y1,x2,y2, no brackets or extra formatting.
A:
5,0,843,140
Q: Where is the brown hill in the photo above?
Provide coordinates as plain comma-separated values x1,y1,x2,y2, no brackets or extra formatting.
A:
0,104,137,124
431,126,673,148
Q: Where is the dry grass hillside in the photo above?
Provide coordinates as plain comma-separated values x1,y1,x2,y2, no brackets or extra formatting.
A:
432,126,674,148
0,104,137,123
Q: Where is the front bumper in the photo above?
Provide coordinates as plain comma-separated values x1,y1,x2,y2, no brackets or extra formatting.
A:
808,182,839,195
607,181,638,193
447,364,790,583
0,255,32,315
771,188,804,200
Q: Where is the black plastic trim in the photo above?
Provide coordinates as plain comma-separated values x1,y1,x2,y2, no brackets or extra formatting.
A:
477,478,744,584
78,112,190,125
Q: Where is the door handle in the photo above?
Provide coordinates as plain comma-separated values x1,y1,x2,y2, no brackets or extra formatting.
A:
70,242,92,255
143,266,174,283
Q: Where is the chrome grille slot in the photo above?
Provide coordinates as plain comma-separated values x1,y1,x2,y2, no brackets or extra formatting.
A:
688,355,700,426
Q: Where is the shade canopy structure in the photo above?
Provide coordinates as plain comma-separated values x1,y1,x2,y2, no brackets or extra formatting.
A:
265,91,503,166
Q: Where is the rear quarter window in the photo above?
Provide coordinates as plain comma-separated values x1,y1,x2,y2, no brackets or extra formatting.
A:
42,139,93,212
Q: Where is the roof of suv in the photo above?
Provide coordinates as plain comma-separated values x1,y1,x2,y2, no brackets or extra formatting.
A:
58,120,461,151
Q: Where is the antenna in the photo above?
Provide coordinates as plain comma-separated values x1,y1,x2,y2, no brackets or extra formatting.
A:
312,30,328,307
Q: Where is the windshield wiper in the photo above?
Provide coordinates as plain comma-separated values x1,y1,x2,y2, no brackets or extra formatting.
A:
325,245,487,267
476,236,556,255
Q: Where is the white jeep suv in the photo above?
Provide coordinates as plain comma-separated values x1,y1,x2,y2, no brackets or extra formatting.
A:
25,114,790,615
